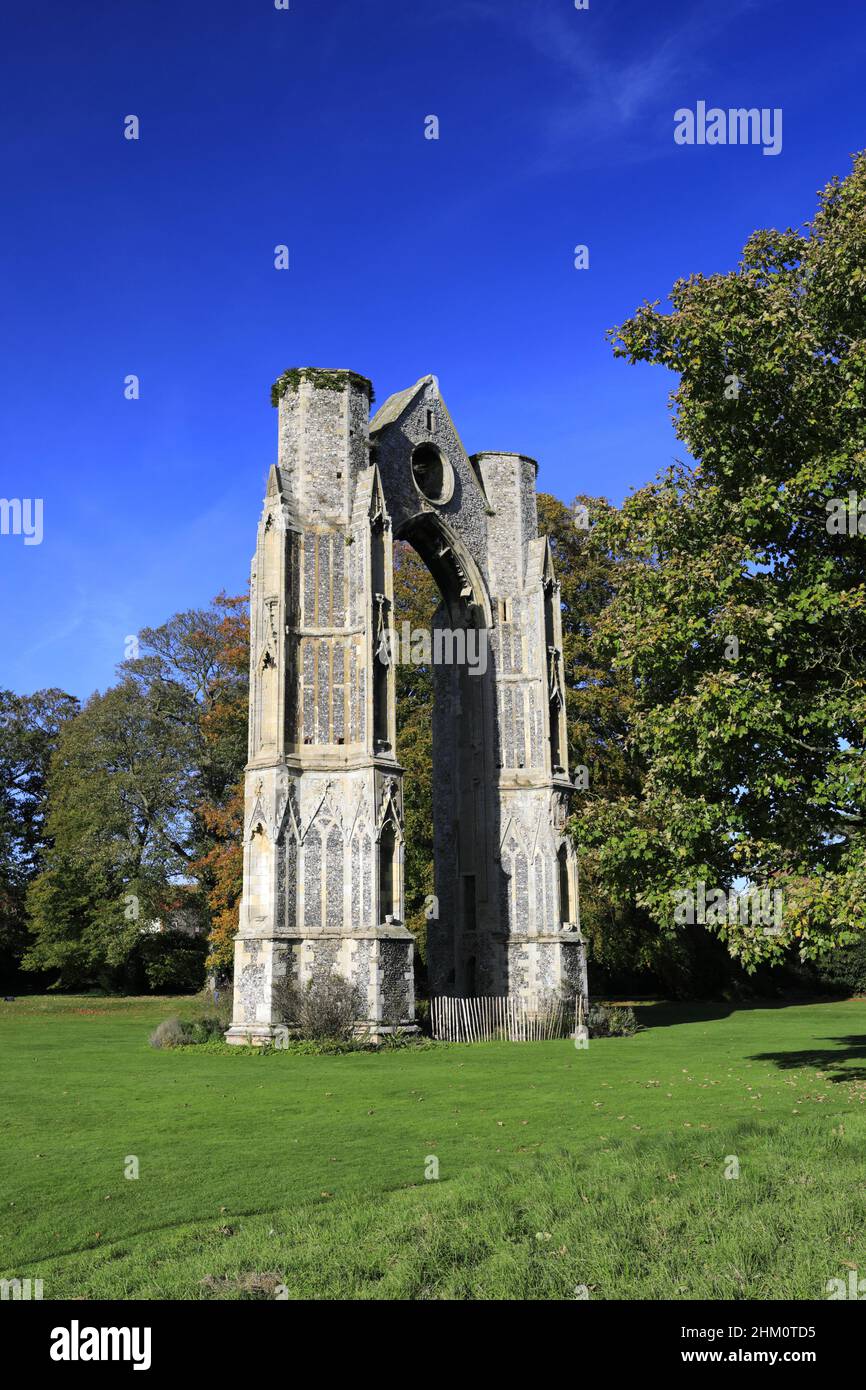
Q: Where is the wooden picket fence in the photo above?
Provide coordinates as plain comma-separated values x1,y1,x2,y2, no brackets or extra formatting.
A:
430,993,583,1043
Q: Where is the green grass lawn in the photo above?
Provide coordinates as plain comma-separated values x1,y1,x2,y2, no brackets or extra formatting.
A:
1,994,865,1299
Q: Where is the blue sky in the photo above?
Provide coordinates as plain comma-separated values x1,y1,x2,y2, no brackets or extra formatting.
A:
2,0,864,700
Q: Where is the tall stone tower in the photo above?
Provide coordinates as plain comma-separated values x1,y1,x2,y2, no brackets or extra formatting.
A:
226,367,587,1043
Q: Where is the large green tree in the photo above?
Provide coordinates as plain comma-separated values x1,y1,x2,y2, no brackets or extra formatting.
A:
25,679,201,987
581,152,866,968
0,689,79,986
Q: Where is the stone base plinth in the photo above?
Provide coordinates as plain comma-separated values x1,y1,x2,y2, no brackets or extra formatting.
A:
226,925,416,1044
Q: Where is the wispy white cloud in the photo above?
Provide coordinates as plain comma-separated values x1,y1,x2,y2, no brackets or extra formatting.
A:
447,0,766,172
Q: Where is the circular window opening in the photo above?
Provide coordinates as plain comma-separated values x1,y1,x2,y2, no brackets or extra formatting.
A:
411,443,454,505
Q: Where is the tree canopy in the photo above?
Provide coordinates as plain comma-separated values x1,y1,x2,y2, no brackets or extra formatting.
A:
579,151,866,968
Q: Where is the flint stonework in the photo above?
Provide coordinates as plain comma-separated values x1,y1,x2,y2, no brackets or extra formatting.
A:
226,368,588,1044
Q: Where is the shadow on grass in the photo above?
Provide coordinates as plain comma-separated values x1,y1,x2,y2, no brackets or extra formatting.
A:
631,998,835,1031
749,1035,866,1083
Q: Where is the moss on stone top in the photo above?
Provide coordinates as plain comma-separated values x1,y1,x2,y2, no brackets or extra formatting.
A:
270,368,375,407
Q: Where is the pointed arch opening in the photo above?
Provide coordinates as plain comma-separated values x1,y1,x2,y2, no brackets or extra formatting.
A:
392,511,495,995
558,842,575,925
379,818,398,923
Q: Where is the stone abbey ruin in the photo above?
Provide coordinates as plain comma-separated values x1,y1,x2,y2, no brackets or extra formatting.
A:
226,368,588,1043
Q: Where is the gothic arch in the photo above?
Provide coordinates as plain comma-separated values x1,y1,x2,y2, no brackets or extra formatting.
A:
227,367,587,1043
395,511,493,630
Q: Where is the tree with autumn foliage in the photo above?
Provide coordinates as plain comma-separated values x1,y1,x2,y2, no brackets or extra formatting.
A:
189,597,249,973
121,593,249,974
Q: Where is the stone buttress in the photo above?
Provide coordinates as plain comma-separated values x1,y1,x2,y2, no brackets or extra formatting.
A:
226,370,414,1043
